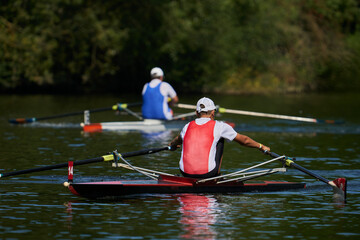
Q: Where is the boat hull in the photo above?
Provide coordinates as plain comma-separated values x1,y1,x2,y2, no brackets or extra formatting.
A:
82,119,236,133
68,177,306,199
82,119,182,132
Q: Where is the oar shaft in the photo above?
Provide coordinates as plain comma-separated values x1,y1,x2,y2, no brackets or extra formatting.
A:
175,103,342,124
219,108,317,123
171,112,196,121
9,102,142,124
0,157,105,178
267,151,330,184
0,146,170,178
8,108,113,124
120,107,143,120
36,107,113,121
176,103,316,123
175,103,197,110
290,161,330,184
121,146,170,158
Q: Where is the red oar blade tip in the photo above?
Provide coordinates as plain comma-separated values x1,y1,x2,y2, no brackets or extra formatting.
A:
329,178,347,202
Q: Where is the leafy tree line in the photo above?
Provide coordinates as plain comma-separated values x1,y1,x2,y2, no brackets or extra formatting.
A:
0,0,359,94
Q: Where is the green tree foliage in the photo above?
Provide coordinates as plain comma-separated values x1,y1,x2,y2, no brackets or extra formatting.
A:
0,0,359,94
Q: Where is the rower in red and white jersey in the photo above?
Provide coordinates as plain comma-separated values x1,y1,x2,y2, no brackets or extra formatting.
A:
170,97,270,179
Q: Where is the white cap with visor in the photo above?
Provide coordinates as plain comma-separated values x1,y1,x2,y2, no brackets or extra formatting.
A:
196,97,216,113
150,67,164,78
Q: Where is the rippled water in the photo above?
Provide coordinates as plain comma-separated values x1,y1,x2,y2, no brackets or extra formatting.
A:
0,93,359,239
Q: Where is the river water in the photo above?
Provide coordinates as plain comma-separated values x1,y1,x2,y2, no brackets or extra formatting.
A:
0,93,359,239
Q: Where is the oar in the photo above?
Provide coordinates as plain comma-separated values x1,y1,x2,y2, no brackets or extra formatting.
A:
120,106,143,120
0,146,171,178
175,103,343,124
8,102,142,124
266,151,347,202
171,112,196,121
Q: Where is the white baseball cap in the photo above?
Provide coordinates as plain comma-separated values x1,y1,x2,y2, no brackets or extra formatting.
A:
150,67,164,78
196,97,216,113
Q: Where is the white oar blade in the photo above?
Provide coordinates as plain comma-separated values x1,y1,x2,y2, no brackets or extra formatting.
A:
329,178,347,202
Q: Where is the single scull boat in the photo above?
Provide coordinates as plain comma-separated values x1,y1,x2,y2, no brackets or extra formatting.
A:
81,111,199,133
81,111,235,133
65,152,308,200
82,119,181,132
68,175,306,200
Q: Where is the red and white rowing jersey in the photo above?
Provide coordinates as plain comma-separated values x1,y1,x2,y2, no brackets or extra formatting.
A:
179,118,237,175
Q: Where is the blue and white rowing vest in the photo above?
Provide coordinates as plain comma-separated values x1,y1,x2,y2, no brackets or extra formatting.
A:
142,82,171,120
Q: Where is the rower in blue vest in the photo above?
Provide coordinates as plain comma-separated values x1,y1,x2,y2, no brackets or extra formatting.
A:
142,67,179,120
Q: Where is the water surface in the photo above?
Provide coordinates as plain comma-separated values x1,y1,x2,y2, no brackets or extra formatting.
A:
0,93,359,239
